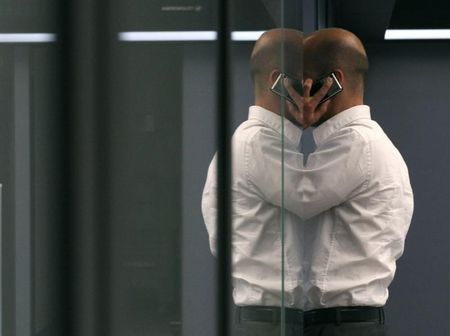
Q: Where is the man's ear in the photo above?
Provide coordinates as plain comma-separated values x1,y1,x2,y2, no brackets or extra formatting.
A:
269,69,280,86
332,69,344,86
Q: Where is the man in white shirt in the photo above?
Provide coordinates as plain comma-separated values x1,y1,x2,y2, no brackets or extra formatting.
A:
285,28,414,336
202,28,332,336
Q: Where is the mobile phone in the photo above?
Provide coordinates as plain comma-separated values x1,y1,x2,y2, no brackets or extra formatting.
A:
310,72,343,104
270,72,303,105
271,72,343,105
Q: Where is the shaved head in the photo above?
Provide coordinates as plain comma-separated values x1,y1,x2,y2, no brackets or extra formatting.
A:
250,28,303,96
304,28,368,95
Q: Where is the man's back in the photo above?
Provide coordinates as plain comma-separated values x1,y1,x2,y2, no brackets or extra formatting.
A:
202,105,305,308
303,105,414,310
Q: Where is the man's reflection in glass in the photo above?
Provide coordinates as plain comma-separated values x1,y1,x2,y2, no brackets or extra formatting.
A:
202,28,329,336
284,28,414,336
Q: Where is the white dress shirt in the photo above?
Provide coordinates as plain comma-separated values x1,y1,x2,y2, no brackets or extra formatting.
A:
202,105,305,308
303,105,413,310
201,104,413,310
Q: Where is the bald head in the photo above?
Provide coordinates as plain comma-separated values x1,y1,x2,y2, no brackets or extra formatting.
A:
250,28,303,97
304,28,368,95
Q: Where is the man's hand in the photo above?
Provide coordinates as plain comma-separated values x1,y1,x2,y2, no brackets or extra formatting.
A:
284,77,333,128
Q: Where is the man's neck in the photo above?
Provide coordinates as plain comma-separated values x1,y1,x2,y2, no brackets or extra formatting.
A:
312,96,364,127
334,97,364,113
255,99,303,128
255,97,280,115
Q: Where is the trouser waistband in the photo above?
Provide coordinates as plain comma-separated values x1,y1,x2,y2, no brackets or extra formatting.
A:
235,305,385,327
235,305,303,325
304,306,385,327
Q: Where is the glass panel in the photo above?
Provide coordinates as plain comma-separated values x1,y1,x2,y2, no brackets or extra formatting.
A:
106,0,304,335
0,1,63,335
108,42,183,336
1,1,449,336
108,1,218,336
32,42,65,336
228,0,284,332
228,1,303,336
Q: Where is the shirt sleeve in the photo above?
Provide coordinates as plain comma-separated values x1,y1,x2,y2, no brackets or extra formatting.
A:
201,153,218,256
247,127,369,220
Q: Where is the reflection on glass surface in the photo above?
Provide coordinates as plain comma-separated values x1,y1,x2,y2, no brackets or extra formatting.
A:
0,0,304,336
0,30,63,336
200,2,306,336
3,1,445,336
107,41,183,336
0,33,56,43
0,1,62,334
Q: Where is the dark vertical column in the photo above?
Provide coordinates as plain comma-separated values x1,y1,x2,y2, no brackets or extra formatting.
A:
60,0,111,335
0,184,2,334
217,0,231,336
59,2,73,334
93,0,112,335
62,0,98,332
13,46,32,336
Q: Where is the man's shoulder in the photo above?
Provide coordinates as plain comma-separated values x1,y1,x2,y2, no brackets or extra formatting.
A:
233,118,279,143
343,118,385,143
344,119,404,161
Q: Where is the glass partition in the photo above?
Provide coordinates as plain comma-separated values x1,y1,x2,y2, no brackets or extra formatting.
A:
3,1,449,336
0,1,63,335
107,0,304,335
0,0,307,335
105,0,310,335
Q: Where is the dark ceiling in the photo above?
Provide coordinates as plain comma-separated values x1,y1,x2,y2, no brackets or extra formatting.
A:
328,0,397,42
119,0,450,39
329,0,450,42
389,0,450,29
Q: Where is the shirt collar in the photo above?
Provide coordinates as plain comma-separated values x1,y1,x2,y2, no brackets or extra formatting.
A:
313,105,371,147
248,105,302,145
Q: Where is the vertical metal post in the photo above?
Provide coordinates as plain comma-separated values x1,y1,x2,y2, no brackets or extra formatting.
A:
217,0,231,336
60,0,111,333
14,46,32,336
0,184,2,335
59,0,112,332
280,3,286,334
94,0,112,334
